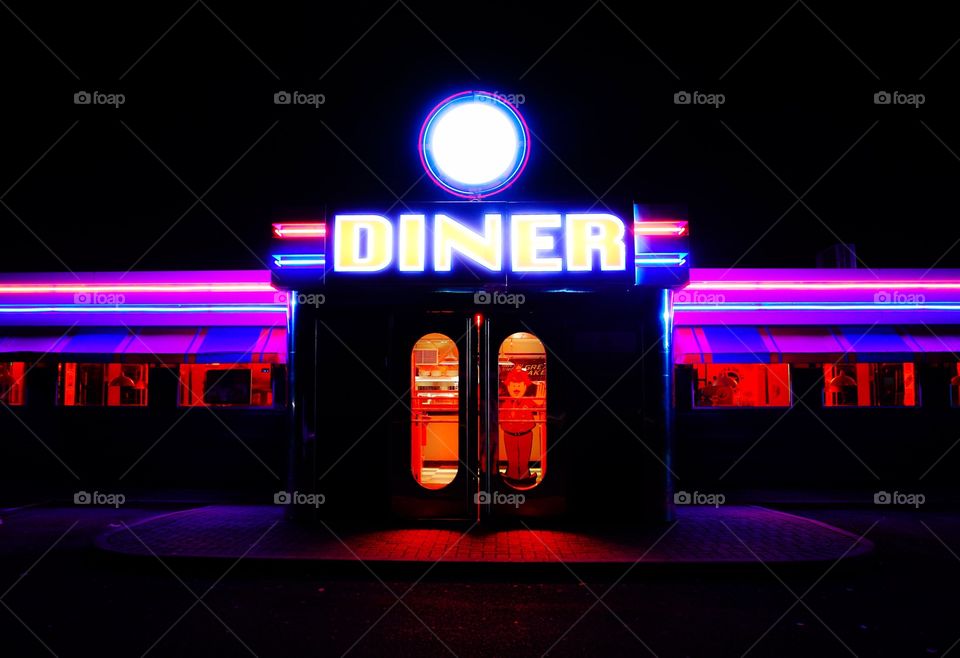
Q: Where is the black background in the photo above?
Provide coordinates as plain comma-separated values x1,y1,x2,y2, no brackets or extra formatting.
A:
2,1,957,272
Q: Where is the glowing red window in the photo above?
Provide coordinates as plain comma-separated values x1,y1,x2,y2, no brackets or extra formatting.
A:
411,334,460,489
0,361,26,406
59,363,149,407
693,363,791,408
497,332,547,490
951,364,960,406
179,364,277,407
824,363,916,407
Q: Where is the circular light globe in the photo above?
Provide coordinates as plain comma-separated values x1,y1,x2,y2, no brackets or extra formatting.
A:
419,91,530,198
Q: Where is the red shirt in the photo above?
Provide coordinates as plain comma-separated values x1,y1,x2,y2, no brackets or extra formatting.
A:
499,397,539,433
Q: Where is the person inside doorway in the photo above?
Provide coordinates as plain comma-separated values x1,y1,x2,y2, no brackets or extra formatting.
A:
498,366,544,486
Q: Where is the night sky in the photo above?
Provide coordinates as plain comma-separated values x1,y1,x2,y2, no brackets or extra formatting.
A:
2,1,958,273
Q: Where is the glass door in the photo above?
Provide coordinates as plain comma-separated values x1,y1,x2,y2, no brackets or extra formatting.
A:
395,314,551,521
410,332,462,490
392,314,475,520
495,331,548,487
478,317,550,520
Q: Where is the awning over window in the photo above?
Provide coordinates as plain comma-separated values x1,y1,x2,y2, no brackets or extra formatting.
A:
59,329,133,355
764,327,846,357
193,327,285,364
120,328,203,356
0,334,70,355
0,327,287,364
835,327,916,356
673,328,703,364
673,325,960,364
904,328,960,354
674,327,780,364
261,326,288,357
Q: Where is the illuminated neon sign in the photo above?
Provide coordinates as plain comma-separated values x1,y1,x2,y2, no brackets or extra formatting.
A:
331,212,627,273
266,89,693,287
419,91,530,199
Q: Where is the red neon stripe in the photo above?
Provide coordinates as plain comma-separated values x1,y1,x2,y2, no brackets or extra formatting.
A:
633,220,688,236
273,222,327,238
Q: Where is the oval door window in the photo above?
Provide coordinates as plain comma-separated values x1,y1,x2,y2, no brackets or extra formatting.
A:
411,333,460,489
498,332,547,489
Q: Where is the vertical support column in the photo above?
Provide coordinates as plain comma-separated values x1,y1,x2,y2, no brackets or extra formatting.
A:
463,315,478,520
284,290,299,519
480,315,493,522
661,288,676,523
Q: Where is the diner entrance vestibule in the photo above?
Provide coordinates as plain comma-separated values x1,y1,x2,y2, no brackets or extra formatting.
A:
392,312,551,521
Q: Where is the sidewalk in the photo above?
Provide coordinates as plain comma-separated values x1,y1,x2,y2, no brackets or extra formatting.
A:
96,505,873,564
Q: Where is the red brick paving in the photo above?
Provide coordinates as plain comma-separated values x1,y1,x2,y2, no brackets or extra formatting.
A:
97,505,873,563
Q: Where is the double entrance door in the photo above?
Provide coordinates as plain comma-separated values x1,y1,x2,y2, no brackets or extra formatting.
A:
391,312,551,520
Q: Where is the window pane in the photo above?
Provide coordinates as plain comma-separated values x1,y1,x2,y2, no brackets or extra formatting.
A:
59,363,149,407
693,363,791,407
179,364,276,407
951,364,960,406
498,332,547,489
824,362,916,407
824,364,859,406
411,333,459,490
0,362,26,406
878,363,915,406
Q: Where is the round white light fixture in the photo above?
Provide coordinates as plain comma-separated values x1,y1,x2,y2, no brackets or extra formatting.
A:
419,91,530,198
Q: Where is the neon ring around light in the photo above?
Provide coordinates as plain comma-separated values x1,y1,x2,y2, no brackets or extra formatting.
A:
419,91,530,199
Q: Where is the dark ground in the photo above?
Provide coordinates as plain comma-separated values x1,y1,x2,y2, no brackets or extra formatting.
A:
1,504,958,657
